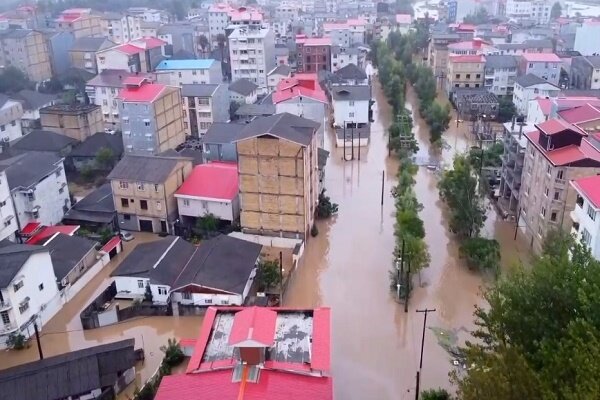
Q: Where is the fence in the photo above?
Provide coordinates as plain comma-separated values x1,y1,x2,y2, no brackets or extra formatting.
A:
61,252,110,304
80,282,118,330
228,232,303,249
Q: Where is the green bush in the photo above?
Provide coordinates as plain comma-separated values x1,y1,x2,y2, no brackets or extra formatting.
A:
6,332,26,350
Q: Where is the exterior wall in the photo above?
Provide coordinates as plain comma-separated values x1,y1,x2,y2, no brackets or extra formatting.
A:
445,61,485,94
297,44,331,73
229,28,275,93
11,160,70,230
230,90,258,105
0,171,17,242
331,51,359,72
484,65,517,97
513,83,560,117
521,60,561,86
40,107,104,142
0,30,52,82
96,50,132,73
571,191,600,260
203,143,237,162
183,85,229,137
0,251,60,349
69,49,99,74
208,10,229,42
57,15,103,39
88,85,122,127
46,31,75,76
0,100,24,142
156,64,222,86
101,15,142,44
575,23,600,56
333,98,369,126
570,57,600,90
276,99,327,148
267,72,290,92
114,276,170,304
176,195,239,221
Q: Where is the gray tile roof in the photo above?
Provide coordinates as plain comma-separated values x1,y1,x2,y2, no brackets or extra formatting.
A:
0,152,63,190
229,78,259,96
515,73,554,88
63,183,115,224
0,29,32,39
107,155,183,184
70,37,115,52
235,103,276,117
181,84,220,97
233,113,319,146
203,122,245,144
583,55,600,68
11,90,57,111
0,339,135,400
86,69,136,87
331,85,371,101
45,233,98,281
0,243,47,287
12,130,77,153
268,64,292,76
334,63,367,80
69,132,123,158
485,55,517,69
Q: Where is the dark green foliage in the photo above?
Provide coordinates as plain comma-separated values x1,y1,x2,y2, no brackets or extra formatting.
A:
316,190,339,219
459,237,501,273
160,338,185,367
0,67,34,93
463,7,490,24
6,332,27,350
424,102,452,143
497,96,517,122
195,213,218,233
467,142,504,168
422,389,453,400
310,224,319,237
258,259,281,289
551,1,562,18
144,283,153,303
95,147,116,170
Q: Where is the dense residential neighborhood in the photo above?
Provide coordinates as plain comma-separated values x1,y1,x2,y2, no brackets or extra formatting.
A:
3,0,600,399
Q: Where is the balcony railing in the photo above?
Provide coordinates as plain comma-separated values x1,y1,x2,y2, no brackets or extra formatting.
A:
0,322,18,335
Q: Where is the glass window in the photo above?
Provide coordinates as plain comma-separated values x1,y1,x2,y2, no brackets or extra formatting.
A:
137,280,144,288
140,200,148,210
121,198,129,208
588,205,596,221
13,281,23,292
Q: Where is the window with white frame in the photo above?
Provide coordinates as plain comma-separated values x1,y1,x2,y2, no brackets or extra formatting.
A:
138,280,144,289
158,287,167,295
582,228,592,246
588,205,596,221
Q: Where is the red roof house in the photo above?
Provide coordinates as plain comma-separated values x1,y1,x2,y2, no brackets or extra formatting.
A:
272,75,328,104
228,307,277,347
572,175,600,209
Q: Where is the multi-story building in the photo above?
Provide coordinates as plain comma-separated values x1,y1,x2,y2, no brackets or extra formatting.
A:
10,90,58,134
571,175,600,260
118,78,185,155
519,53,562,86
40,104,104,142
0,152,70,229
234,113,320,239
100,12,142,44
275,44,289,66
156,23,198,57
267,65,292,92
296,36,332,73
275,4,299,22
126,7,170,23
55,8,102,39
86,69,156,129
181,84,229,137
331,85,371,147
69,37,115,75
0,243,60,349
43,30,75,76
331,46,360,72
208,3,263,43
139,21,161,37
448,38,499,56
570,56,600,90
228,26,275,94
0,29,52,82
484,55,518,97
0,169,17,242
513,74,560,117
155,59,223,86
445,54,485,95
505,0,551,24
427,32,461,85
108,154,192,234
96,37,166,73
0,95,23,143
323,19,366,47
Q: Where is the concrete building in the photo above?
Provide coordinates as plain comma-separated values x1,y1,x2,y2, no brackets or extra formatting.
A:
395,14,413,35
40,104,103,142
428,33,461,84
275,44,290,66
267,65,292,92
69,37,115,75
208,3,263,43
0,95,23,143
445,54,486,95
0,29,52,82
519,53,562,86
570,175,600,260
448,39,499,56
513,74,560,117
0,243,60,349
296,36,332,73
570,56,600,90
86,69,156,129
229,26,275,94
484,55,518,97
139,21,161,37
175,162,240,223
155,59,223,86
118,78,185,155
157,23,197,57
331,85,371,148
100,12,142,44
234,113,319,239
275,4,299,22
505,0,551,24
323,19,366,47
108,155,192,234
229,78,259,105
331,46,360,72
10,90,57,134
0,169,18,242
181,84,229,137
126,7,169,23
96,37,166,73
55,8,102,39
0,152,70,230
43,30,75,76
574,21,600,56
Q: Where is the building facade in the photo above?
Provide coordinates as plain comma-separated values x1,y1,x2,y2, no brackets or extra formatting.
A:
155,59,223,86
484,55,518,97
0,97,23,143
519,53,562,86
229,26,275,93
445,54,485,95
181,84,229,137
55,8,102,39
40,104,104,142
0,170,17,242
0,29,52,82
296,36,332,73
571,175,600,261
96,37,166,73
570,56,600,90
100,12,142,44
513,74,560,117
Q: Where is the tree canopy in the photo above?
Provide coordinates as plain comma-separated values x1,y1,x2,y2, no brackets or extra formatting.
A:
497,97,517,123
463,7,490,25
551,1,562,19
0,66,34,94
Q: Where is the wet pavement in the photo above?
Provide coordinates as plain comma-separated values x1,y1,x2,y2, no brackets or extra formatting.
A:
284,82,531,399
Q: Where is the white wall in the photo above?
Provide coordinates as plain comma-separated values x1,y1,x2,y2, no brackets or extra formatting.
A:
61,253,110,303
0,120,23,143
90,85,121,126
331,52,359,72
513,83,559,117
575,23,600,56
172,291,243,306
156,66,221,86
276,99,326,147
571,193,600,261
333,98,369,126
230,91,257,105
97,50,132,73
177,195,239,221
113,276,170,304
0,171,17,242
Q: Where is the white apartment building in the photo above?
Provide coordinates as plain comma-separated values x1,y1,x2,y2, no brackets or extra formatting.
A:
323,19,366,47
0,96,23,143
155,59,223,86
331,46,360,72
0,170,17,242
229,26,275,94
571,175,600,261
0,244,61,349
484,55,518,97
513,73,560,117
505,0,551,24
181,84,229,137
100,12,142,44
208,4,263,43
126,7,169,23
332,85,371,127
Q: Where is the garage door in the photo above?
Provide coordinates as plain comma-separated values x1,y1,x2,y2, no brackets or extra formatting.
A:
139,219,154,232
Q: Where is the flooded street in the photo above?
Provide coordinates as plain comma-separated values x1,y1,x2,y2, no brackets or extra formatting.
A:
285,81,530,399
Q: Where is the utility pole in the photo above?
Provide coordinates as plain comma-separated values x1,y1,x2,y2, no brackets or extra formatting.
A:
404,259,411,313
381,170,385,206
33,321,43,360
279,251,284,304
415,308,436,400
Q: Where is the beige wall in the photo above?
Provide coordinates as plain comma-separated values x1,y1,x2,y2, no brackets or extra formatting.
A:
0,31,51,82
447,61,485,90
69,49,98,73
40,107,104,141
59,15,103,38
155,87,186,153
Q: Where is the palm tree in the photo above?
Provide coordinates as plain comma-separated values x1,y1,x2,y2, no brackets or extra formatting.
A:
197,34,209,58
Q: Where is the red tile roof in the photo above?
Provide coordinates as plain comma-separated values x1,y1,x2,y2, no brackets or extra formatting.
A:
118,82,167,103
175,162,239,201
572,175,600,209
272,76,327,104
27,225,80,244
155,369,333,400
521,52,561,62
536,118,581,136
296,36,332,46
228,307,277,347
448,54,485,63
559,103,600,124
525,131,600,166
101,236,121,253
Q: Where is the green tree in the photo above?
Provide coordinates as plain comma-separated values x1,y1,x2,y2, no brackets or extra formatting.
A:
258,259,281,290
463,7,490,24
95,147,116,170
467,142,504,168
229,100,240,120
551,1,562,18
459,237,501,273
144,282,153,303
169,0,187,20
316,189,339,219
422,389,453,400
0,66,33,93
438,155,486,237
160,338,184,367
216,33,227,63
197,34,209,56
497,97,516,123
424,102,451,143
6,332,27,350
195,213,218,234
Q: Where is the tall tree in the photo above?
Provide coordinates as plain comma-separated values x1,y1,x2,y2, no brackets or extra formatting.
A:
551,1,562,19
497,96,516,122
0,66,33,93
424,102,451,142
197,34,209,56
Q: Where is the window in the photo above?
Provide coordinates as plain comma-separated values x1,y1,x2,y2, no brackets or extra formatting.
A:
455,74,460,79
588,205,596,221
13,281,23,292
550,211,557,222
544,187,549,197
156,201,162,210
541,207,546,217
183,199,190,206
554,191,560,200
137,183,145,191
538,225,543,237
38,283,44,291
123,214,131,220
119,181,129,189
144,121,150,127
205,298,213,304
582,228,592,246
58,187,64,194
137,280,144,289
140,200,148,210
182,292,192,300
349,112,355,118
557,170,564,180
349,100,355,106
154,184,159,192
19,301,29,314
546,165,551,175
466,74,471,79
0,125,4,132
120,197,130,208
158,287,167,295
1,311,9,325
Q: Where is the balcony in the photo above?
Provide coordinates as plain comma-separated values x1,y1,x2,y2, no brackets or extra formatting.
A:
0,322,18,335
0,300,11,311
555,178,567,187
576,195,584,208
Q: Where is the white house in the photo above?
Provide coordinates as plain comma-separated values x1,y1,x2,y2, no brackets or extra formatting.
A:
0,243,61,349
0,152,70,230
513,73,560,117
229,78,259,104
484,55,518,97
155,59,223,86
332,85,371,147
331,46,360,72
0,96,23,143
10,90,58,135
323,19,366,47
100,12,142,44
181,84,230,137
571,175,600,261
0,170,17,242
175,162,240,223
96,37,167,73
267,65,292,92
111,235,262,306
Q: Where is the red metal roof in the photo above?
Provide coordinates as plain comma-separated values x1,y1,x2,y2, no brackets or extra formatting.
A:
186,307,217,373
175,162,239,201
395,14,412,24
296,37,332,46
134,36,167,49
311,308,331,371
521,52,561,62
559,103,600,124
525,131,600,166
155,369,333,400
20,222,41,236
229,307,277,347
114,43,144,55
272,76,328,104
448,54,485,63
536,118,580,136
101,236,121,253
572,175,600,209
118,83,166,103
27,225,80,244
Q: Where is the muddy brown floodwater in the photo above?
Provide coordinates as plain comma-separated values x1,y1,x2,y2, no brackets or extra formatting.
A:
284,82,531,399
